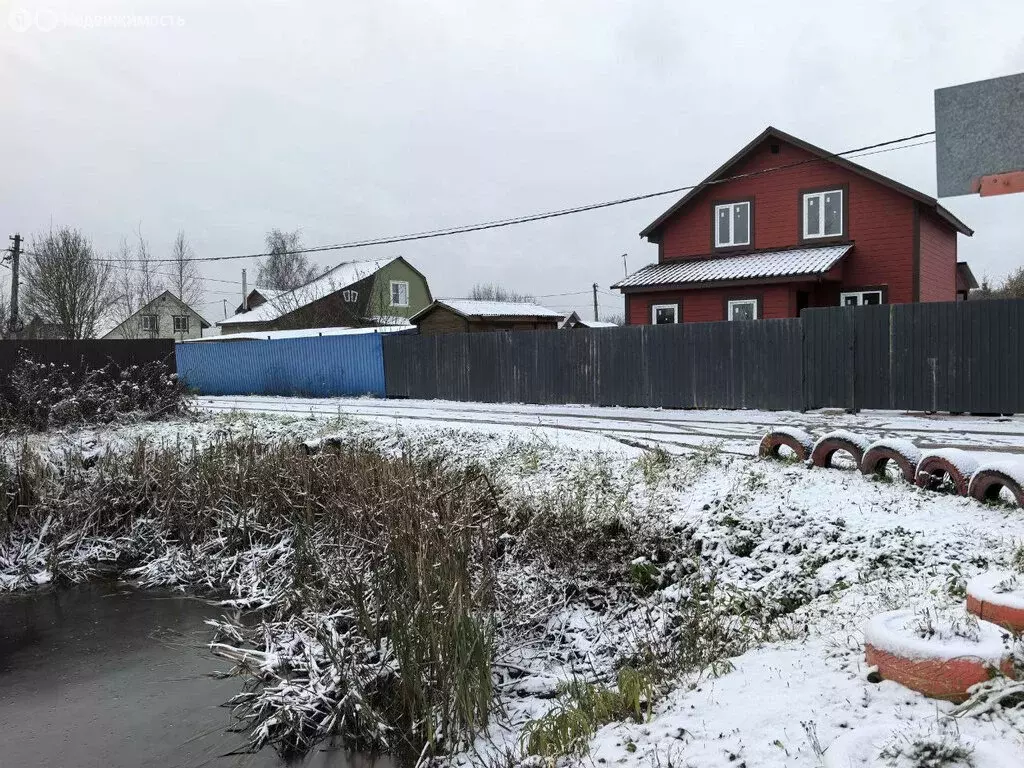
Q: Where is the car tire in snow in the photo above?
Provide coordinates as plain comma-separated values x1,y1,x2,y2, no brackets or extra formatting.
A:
968,465,1024,507
822,726,1022,768
863,609,1016,702
915,449,980,496
810,430,873,469
758,428,814,462
860,439,922,484
966,572,1024,634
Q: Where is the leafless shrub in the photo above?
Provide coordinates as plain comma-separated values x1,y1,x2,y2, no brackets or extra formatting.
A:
0,357,188,431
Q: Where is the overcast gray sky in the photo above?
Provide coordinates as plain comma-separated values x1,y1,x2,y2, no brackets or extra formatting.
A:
2,0,1022,322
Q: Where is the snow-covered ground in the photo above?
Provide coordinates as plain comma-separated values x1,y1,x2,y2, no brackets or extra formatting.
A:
5,401,1024,766
196,394,1024,459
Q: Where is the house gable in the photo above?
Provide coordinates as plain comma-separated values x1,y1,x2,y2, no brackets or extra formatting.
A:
218,256,433,333
365,257,434,323
640,127,971,244
102,290,210,340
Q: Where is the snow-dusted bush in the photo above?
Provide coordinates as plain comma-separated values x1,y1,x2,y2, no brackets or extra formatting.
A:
0,357,189,431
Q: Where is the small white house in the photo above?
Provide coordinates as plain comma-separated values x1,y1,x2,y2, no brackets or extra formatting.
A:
102,290,211,341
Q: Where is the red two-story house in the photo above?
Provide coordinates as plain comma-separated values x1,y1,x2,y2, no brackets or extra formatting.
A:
614,127,977,325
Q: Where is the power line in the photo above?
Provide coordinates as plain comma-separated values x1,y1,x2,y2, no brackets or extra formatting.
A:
18,249,256,293
90,129,937,266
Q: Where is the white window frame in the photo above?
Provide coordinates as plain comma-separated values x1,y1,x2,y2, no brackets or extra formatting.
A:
389,280,410,307
140,314,157,332
172,315,189,332
727,299,759,321
802,189,844,239
714,201,751,248
650,303,679,325
840,290,883,307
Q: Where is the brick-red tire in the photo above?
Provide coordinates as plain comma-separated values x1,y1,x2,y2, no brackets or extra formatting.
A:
966,572,1024,634
915,450,978,496
968,466,1024,507
860,443,919,484
758,429,814,462
810,433,868,469
864,609,1016,703
822,726,1020,768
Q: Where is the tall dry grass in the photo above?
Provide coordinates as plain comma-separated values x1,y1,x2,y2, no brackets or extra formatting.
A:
1,436,500,757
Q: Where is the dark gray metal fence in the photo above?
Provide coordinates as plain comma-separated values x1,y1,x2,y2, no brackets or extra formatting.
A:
802,300,1024,413
383,320,804,410
384,300,1024,413
0,339,176,383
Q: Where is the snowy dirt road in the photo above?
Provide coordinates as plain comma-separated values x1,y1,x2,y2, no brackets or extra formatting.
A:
197,395,1024,457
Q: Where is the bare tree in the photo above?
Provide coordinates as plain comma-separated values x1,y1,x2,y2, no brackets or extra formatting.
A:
22,227,117,339
605,312,625,326
256,229,318,290
469,283,535,302
168,230,203,307
109,232,165,338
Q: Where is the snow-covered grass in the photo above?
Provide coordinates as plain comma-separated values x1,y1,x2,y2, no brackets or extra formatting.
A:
2,407,1024,766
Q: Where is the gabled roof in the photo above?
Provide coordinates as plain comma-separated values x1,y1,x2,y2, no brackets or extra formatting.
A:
640,126,973,240
98,290,210,337
612,244,851,290
411,298,563,322
219,256,415,327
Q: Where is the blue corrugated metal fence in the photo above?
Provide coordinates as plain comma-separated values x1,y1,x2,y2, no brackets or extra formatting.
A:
176,334,387,397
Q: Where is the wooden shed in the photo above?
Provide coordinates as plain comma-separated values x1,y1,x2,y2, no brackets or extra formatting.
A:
410,299,563,336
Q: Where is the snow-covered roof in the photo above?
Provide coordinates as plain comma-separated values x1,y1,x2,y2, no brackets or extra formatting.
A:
413,299,563,321
183,325,413,342
218,258,393,326
559,311,619,329
612,245,852,289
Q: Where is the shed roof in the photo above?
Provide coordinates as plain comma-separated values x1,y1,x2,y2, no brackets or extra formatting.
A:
612,244,852,290
639,126,973,240
956,261,979,290
411,298,563,322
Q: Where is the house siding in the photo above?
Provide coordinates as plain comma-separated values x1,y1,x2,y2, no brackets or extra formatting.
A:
220,258,432,333
368,260,433,321
653,138,918,305
415,306,559,335
627,284,794,325
918,208,958,302
416,307,471,335
103,292,207,340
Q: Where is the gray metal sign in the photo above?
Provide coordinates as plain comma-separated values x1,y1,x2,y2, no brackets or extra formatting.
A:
935,72,1024,197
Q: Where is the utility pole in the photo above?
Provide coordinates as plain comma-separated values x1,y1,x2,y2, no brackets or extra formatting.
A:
222,299,227,319
592,282,599,322
621,253,628,277
8,233,21,337
241,268,247,311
